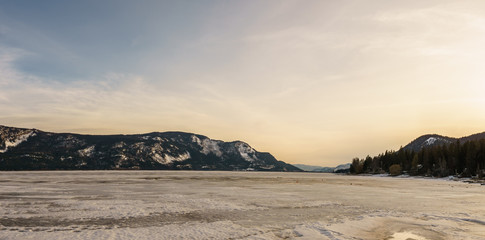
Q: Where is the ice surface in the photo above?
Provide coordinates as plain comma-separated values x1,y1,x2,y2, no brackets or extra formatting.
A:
391,231,428,240
1,171,484,239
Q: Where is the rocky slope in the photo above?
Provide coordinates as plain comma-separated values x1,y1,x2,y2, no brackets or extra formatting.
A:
0,125,301,171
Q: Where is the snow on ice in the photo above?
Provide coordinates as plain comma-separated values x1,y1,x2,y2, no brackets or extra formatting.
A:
0,171,484,239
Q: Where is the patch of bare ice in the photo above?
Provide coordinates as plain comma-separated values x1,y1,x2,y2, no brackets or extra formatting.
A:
0,221,261,240
391,231,429,240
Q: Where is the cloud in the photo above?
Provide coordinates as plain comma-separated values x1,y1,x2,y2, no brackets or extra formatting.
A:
2,1,485,166
372,6,485,56
0,45,185,131
0,47,30,86
0,44,281,138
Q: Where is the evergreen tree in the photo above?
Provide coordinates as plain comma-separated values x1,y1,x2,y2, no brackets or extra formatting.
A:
351,137,485,178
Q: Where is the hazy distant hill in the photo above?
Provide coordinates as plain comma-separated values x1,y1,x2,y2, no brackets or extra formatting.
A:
292,164,325,172
292,163,350,173
0,125,301,171
460,132,485,142
311,166,335,173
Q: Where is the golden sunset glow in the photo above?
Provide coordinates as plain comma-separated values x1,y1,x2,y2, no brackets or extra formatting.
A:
1,1,484,166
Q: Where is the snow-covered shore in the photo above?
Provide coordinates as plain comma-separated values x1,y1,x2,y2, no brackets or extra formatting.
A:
1,171,484,239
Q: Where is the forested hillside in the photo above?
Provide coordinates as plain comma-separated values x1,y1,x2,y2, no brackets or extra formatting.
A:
351,137,485,178
0,125,300,171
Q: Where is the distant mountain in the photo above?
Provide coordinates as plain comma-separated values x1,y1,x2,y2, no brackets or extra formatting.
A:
292,164,325,172
403,134,455,152
403,132,485,152
332,163,351,173
312,167,335,173
0,125,301,171
293,163,351,173
460,132,485,142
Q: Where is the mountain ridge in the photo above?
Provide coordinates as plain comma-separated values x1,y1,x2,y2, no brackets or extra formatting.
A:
403,132,485,152
351,130,485,177
0,125,301,171
292,163,351,173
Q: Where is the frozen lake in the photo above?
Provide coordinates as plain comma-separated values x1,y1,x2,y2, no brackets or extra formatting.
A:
1,171,484,239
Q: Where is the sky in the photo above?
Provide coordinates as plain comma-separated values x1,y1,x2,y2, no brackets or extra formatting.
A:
1,0,485,166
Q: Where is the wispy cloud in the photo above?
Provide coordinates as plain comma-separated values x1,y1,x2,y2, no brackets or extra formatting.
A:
0,46,181,131
1,1,485,166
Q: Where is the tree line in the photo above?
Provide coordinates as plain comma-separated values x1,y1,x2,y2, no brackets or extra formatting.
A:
350,138,485,178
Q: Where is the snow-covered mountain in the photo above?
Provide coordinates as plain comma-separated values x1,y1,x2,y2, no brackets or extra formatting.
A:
403,132,485,152
0,125,301,171
403,134,454,152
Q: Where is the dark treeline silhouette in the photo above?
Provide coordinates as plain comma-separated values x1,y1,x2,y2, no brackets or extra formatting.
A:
350,138,485,178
